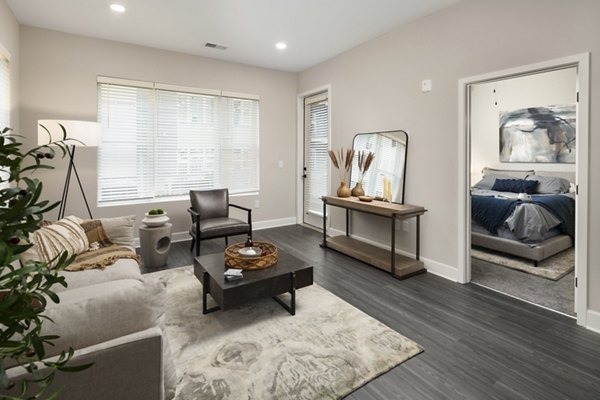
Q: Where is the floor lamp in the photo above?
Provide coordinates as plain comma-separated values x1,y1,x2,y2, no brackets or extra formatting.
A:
37,120,102,220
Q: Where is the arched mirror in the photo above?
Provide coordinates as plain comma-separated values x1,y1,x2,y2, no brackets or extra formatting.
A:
349,130,408,204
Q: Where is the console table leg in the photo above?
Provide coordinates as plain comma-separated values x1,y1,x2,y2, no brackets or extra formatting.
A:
320,200,327,248
416,215,421,261
391,216,396,277
346,209,350,236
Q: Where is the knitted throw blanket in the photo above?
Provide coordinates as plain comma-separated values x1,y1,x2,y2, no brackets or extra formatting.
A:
66,219,140,272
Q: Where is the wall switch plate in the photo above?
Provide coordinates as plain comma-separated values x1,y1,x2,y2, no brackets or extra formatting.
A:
254,199,260,208
403,221,410,232
278,160,284,168
421,79,432,93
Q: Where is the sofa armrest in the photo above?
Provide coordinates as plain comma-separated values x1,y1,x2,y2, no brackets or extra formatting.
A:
40,278,165,360
4,327,169,400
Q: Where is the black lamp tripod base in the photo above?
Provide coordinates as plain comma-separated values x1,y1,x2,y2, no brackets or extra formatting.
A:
58,146,93,220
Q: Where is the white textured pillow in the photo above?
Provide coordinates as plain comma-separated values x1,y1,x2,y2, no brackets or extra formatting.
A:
20,216,89,267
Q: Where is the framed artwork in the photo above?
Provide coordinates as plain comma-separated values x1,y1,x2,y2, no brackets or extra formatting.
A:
499,104,576,163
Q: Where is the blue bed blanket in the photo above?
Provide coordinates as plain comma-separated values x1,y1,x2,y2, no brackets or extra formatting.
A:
471,194,575,239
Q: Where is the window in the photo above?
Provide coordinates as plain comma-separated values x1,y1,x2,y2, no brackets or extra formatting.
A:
0,52,10,190
97,78,259,205
0,53,9,131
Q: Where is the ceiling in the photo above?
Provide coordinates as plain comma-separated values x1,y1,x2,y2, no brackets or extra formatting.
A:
7,0,461,72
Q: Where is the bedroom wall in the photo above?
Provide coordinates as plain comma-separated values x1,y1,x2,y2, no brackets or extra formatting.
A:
0,0,19,132
18,26,297,237
297,0,600,316
470,67,577,185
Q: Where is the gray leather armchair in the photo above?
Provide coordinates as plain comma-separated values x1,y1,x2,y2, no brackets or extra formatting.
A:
188,189,252,256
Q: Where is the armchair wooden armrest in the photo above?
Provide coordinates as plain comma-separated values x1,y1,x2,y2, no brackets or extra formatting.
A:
187,207,199,222
229,203,252,226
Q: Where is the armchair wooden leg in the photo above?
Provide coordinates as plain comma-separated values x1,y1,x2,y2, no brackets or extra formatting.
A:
195,238,201,257
225,237,229,246
190,238,195,252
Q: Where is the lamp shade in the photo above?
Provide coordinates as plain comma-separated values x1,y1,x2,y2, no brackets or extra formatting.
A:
38,120,102,147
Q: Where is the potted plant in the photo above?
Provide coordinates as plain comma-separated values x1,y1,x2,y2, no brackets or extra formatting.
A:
142,208,169,227
0,126,87,398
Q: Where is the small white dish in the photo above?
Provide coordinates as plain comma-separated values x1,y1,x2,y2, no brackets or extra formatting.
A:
238,247,262,257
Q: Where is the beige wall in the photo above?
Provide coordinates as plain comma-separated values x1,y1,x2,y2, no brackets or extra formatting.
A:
298,0,600,312
19,26,297,236
0,0,19,131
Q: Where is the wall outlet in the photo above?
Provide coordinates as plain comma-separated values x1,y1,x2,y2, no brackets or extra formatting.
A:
254,199,260,209
278,160,284,168
421,79,432,93
403,221,409,232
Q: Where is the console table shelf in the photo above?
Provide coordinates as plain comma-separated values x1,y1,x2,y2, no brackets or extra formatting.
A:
321,196,427,279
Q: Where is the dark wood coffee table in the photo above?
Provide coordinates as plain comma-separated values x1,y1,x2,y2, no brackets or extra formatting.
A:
194,248,313,316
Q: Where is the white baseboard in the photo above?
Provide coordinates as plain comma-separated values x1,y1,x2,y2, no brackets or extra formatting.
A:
253,217,297,230
327,229,458,282
587,309,600,334
134,217,297,247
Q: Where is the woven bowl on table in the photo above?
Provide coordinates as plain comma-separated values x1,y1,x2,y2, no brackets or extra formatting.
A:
224,241,278,270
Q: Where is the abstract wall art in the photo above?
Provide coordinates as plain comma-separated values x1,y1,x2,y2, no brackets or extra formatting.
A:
499,104,576,163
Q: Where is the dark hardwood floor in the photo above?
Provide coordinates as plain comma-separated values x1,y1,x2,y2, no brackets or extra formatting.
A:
140,225,600,400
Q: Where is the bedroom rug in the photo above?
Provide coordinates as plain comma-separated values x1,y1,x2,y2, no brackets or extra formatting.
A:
471,247,574,281
147,266,423,400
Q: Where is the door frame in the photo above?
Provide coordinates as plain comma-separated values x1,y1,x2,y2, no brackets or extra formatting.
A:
296,85,332,227
457,53,590,327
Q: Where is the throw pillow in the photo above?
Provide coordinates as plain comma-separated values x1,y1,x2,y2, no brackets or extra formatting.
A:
491,178,538,194
20,216,89,268
525,175,570,194
79,215,136,248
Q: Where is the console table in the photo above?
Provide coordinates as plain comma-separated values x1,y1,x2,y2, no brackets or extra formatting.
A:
320,196,427,279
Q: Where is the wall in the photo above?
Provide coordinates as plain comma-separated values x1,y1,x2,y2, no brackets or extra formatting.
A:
470,67,577,184
0,0,19,131
297,0,600,314
19,26,297,237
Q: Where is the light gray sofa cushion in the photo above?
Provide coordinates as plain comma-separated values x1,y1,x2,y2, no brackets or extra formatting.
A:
43,279,163,359
54,258,142,293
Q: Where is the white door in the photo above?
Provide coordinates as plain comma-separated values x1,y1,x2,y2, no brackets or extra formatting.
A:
303,92,329,228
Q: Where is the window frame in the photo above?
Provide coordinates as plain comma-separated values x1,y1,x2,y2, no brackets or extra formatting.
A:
96,76,260,206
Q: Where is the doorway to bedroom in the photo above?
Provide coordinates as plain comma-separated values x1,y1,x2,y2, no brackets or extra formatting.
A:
459,54,590,325
469,67,577,316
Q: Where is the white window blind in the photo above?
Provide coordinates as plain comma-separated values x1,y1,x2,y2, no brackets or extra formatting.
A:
0,54,9,131
303,92,329,217
97,79,259,205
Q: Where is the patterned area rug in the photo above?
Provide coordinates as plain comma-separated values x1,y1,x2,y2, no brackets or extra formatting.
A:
471,247,574,281
147,266,422,400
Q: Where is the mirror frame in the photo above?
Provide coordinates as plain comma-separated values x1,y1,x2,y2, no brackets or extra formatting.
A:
350,129,409,204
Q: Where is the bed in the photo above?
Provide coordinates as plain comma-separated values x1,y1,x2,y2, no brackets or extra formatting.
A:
471,168,575,265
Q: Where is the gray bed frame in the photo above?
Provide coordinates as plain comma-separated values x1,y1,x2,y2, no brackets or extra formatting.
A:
471,170,575,265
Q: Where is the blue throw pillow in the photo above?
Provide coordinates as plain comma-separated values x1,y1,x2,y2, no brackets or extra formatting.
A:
491,178,538,194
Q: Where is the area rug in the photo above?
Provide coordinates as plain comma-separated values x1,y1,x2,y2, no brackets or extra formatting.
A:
471,247,574,281
147,266,423,400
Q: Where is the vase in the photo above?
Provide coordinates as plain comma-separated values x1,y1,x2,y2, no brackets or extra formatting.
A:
351,182,365,197
336,182,351,197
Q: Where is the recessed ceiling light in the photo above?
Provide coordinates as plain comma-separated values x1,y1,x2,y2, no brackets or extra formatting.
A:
110,4,126,13
275,42,287,50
